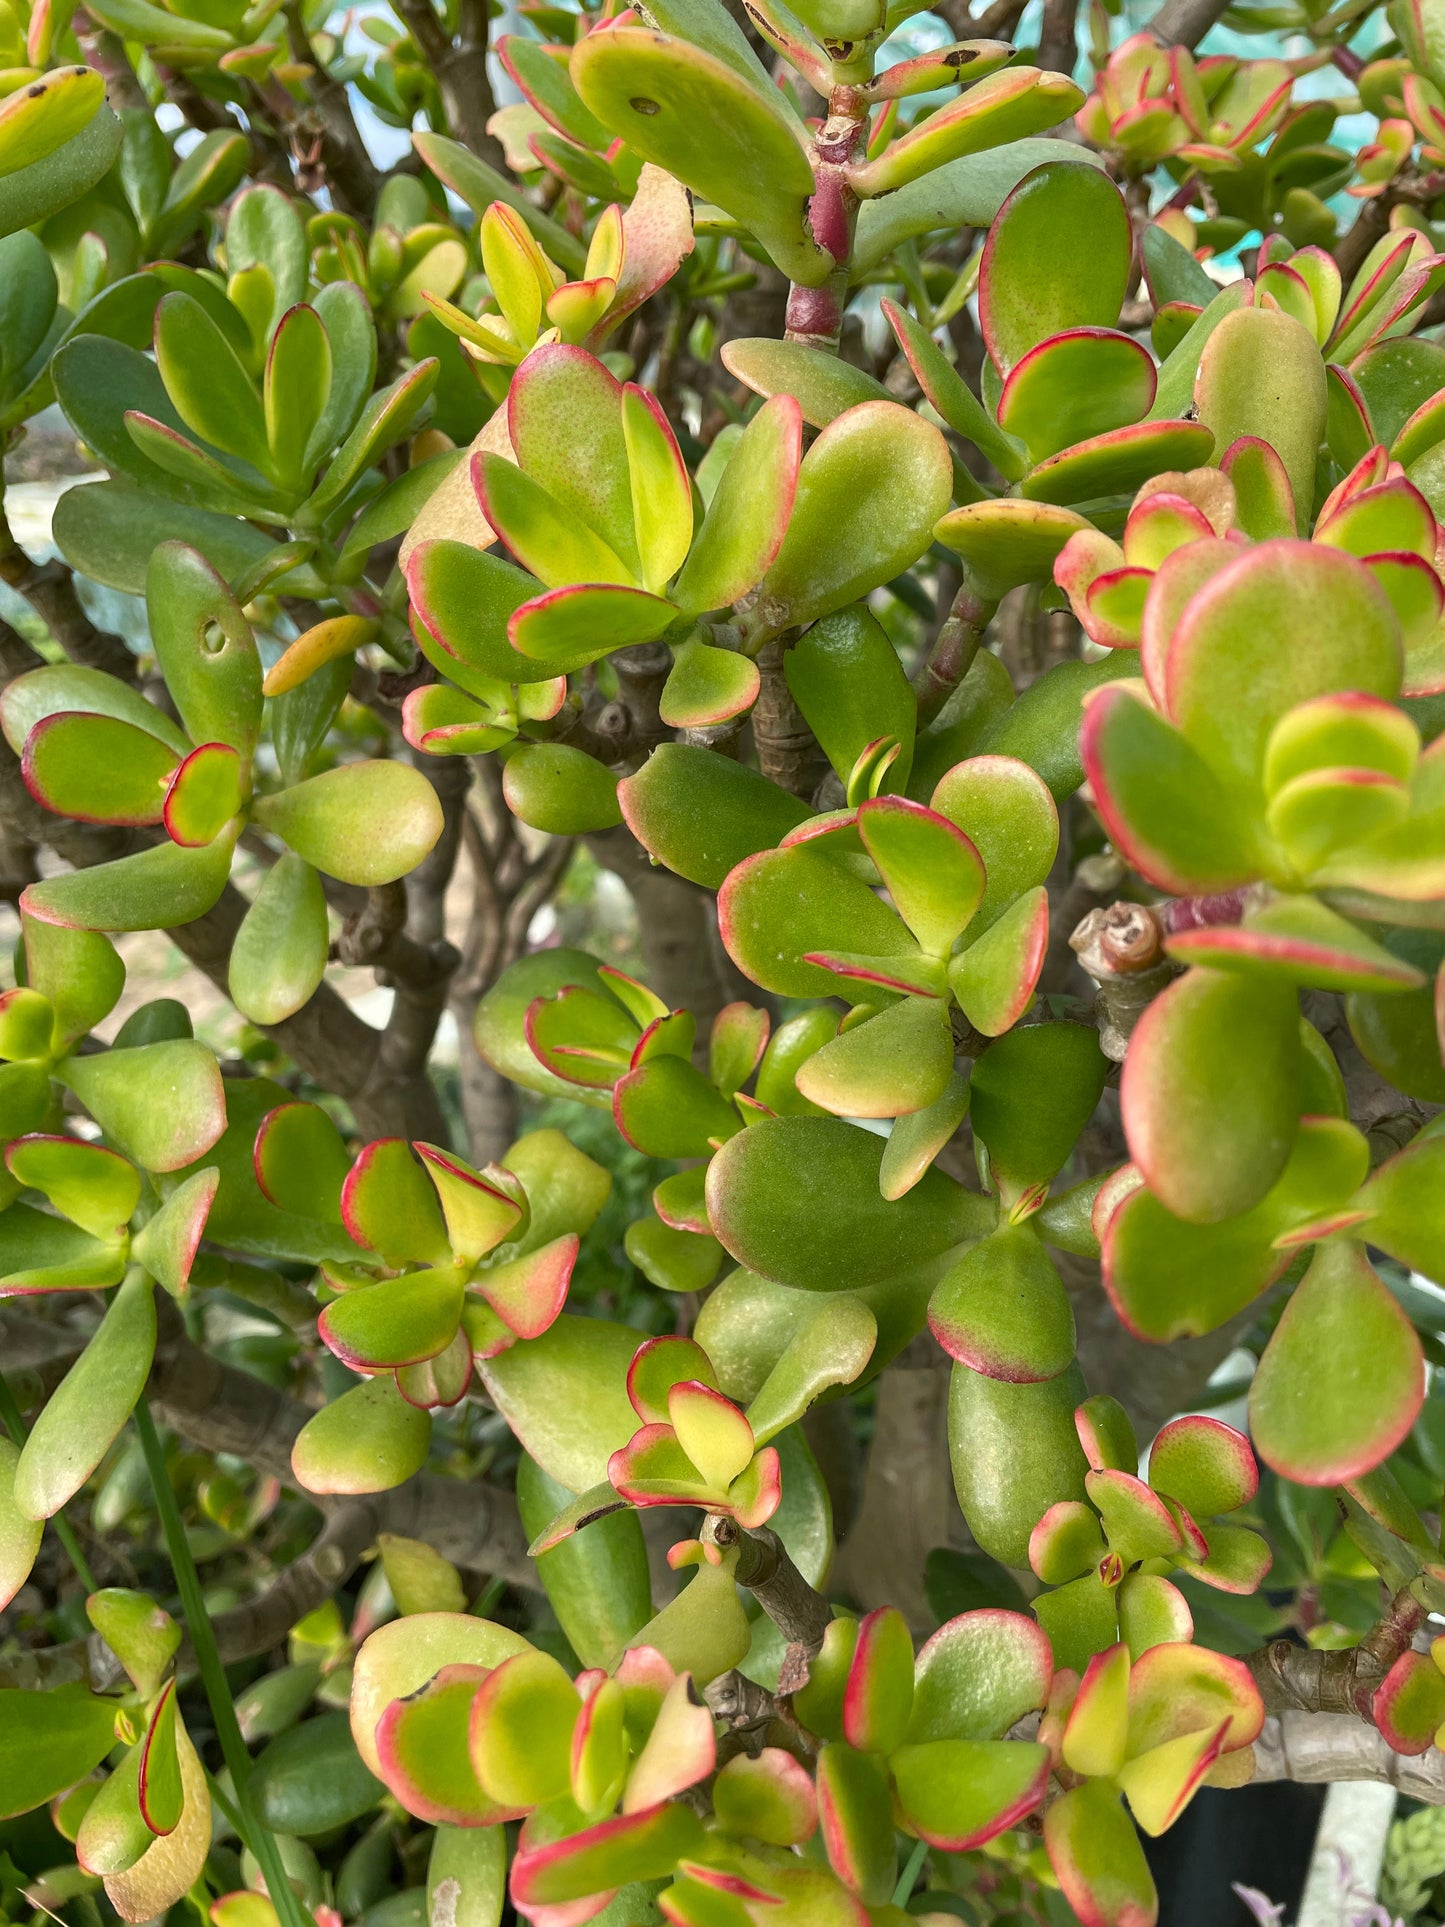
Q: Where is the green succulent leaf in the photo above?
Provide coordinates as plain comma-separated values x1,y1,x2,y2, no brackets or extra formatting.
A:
707,1113,993,1291
14,1271,156,1521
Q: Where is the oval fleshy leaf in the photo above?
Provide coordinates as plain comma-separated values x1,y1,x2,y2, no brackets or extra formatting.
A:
376,1667,515,1825
228,852,330,1024
1043,1779,1157,1927
718,842,919,1003
948,1362,1089,1569
342,1138,453,1267
22,711,179,826
997,328,1155,462
707,1113,992,1293
620,744,810,890
1080,684,1263,895
753,402,952,639
928,1223,1075,1382
673,394,801,616
252,761,445,887
712,1748,817,1845
979,161,1132,376
1248,1240,1424,1485
1372,1650,1445,1755
350,1612,533,1776
1120,966,1303,1226
1146,1415,1257,1519
320,1267,466,1370
480,1314,640,1493
793,995,955,1121
893,1736,1049,1852
290,1375,432,1495
1102,1114,1370,1342
14,1271,155,1520
0,1440,42,1611
253,1098,350,1220
1163,541,1403,790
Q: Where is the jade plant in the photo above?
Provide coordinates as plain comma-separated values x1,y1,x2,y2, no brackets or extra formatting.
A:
10,0,1445,1920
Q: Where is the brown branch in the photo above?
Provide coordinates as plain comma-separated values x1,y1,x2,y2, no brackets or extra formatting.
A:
0,496,135,684
149,1305,535,1582
1335,200,1392,282
395,0,504,169
1243,1591,1426,1721
1069,901,1176,1062
704,1518,833,1658
1146,0,1232,47
167,876,448,1140
751,640,826,800
207,1505,376,1658
152,62,245,141
281,3,380,215
446,765,573,1162
1036,0,1078,77
74,12,148,113
1252,1714,1445,1799
4,1300,537,1593
914,581,996,725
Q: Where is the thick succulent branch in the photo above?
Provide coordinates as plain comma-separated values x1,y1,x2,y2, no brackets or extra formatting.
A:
4,1300,535,1587
395,0,504,169
451,782,573,1159
167,879,449,1140
751,640,827,800
280,2,381,214
1036,0,1079,82
74,11,148,112
704,1518,833,1655
914,580,996,724
1069,900,1176,1062
0,494,134,684
1146,0,1234,47
1244,1591,1427,1720
786,85,869,350
1252,1714,1445,1798
147,1307,534,1581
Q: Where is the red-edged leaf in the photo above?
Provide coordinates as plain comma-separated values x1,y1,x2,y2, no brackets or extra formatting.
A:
376,1665,519,1825
627,1336,718,1423
1044,1780,1158,1927
508,1801,705,1907
1374,1650,1445,1755
415,1144,527,1262
319,1267,465,1370
710,1748,817,1846
23,712,179,826
1118,1720,1227,1837
892,1736,1049,1853
1120,966,1303,1225
162,743,243,847
841,1607,914,1756
621,1671,715,1813
1248,1239,1424,1484
341,1139,452,1267
475,1234,576,1340
855,794,985,954
253,1100,350,1222
816,1741,895,1903
1146,1414,1256,1518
